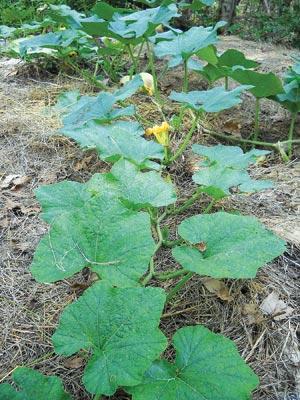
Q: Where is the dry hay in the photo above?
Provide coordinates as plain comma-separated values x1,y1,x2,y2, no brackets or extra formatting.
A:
0,37,300,400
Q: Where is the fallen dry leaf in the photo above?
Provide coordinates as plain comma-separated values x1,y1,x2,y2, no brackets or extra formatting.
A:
202,278,233,301
1,174,31,190
242,303,264,325
223,119,242,137
63,357,85,369
260,291,293,321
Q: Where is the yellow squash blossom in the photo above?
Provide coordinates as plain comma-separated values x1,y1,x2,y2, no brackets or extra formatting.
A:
145,122,170,146
120,73,154,96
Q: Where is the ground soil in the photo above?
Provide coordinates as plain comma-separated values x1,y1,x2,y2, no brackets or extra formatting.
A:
0,36,299,400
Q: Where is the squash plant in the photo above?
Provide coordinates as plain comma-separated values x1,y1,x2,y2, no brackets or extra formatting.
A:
1,80,287,398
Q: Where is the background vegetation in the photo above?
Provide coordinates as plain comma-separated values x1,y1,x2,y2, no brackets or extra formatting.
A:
1,0,299,47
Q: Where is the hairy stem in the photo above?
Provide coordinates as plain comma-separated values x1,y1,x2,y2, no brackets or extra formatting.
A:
167,187,204,216
142,218,163,285
224,76,229,90
183,59,189,92
166,272,194,302
155,268,188,281
168,114,200,164
127,44,137,78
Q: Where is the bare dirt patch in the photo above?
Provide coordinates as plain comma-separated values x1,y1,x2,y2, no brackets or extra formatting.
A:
0,36,299,400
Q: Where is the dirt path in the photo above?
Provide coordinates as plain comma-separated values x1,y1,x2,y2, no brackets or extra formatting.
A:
0,36,299,400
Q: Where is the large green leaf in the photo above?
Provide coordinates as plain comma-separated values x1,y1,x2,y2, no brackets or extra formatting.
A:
19,29,84,57
191,144,272,198
48,5,85,29
57,76,143,130
52,282,167,396
154,22,225,68
172,212,286,278
0,367,71,400
199,49,258,83
218,49,258,69
30,194,156,286
169,85,251,112
272,61,300,113
128,325,258,400
193,165,273,199
108,4,179,40
35,159,176,223
230,69,284,98
110,159,177,207
192,144,270,168
60,120,164,168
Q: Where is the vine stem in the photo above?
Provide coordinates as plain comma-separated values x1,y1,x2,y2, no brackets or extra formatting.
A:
146,40,159,101
167,187,204,216
287,112,297,159
127,44,138,78
142,219,163,285
168,114,200,164
183,59,189,92
224,76,229,90
202,126,300,150
166,272,194,302
253,97,260,142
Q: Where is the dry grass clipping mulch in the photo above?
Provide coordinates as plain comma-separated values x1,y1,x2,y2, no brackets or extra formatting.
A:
1,36,300,400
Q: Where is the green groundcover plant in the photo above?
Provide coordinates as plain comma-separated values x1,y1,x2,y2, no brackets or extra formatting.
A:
0,2,293,399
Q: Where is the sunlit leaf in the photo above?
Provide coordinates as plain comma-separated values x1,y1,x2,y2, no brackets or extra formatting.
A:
30,194,156,286
128,325,258,400
35,159,177,223
60,121,164,168
52,282,167,396
169,85,251,112
154,22,225,68
172,212,286,278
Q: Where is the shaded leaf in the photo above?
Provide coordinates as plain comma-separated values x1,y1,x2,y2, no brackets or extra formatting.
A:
128,325,259,400
172,212,286,278
230,69,284,98
0,367,71,400
52,282,167,396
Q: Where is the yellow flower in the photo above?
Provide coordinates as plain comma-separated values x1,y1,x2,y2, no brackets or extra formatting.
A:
145,122,170,146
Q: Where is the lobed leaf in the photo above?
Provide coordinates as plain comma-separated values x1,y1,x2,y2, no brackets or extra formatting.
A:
230,69,284,98
60,120,164,168
0,367,71,400
172,212,286,278
30,194,156,286
169,85,251,112
128,325,259,400
108,4,179,40
191,144,273,197
52,282,167,396
192,144,270,168
35,158,177,223
154,22,225,68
